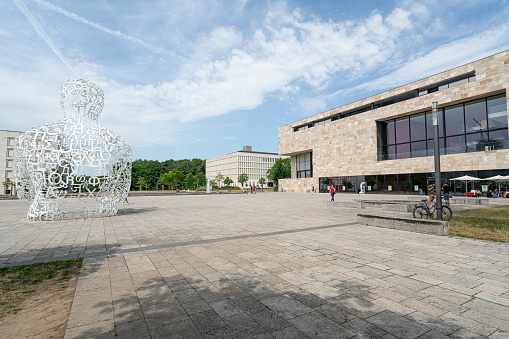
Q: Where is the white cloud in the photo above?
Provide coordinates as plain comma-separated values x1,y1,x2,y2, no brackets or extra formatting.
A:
100,4,424,128
336,22,509,96
2,0,508,151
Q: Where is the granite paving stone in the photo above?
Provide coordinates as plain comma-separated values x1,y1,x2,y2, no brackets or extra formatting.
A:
288,311,356,338
0,194,508,338
365,311,431,338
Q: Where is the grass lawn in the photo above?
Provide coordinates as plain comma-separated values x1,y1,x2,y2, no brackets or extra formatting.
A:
449,206,509,243
0,259,82,317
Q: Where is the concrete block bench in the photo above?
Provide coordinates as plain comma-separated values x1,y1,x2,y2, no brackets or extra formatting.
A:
327,201,363,208
406,196,489,205
356,200,414,212
357,214,449,236
449,198,488,205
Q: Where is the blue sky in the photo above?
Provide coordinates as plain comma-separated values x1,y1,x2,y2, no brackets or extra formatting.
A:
2,0,509,161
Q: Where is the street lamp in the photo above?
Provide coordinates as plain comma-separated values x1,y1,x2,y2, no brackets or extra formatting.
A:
432,102,442,220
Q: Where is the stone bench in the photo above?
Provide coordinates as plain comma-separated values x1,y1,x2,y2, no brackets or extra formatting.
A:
358,200,414,212
357,214,449,236
327,201,363,208
449,198,488,205
406,196,489,205
328,200,414,212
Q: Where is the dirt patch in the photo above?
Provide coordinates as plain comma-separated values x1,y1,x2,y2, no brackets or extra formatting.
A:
0,261,81,339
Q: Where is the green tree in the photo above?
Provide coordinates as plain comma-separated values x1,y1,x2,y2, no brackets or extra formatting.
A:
215,172,224,189
185,173,195,189
190,158,206,175
224,177,233,189
161,169,185,190
267,158,291,190
136,177,148,191
171,170,185,189
160,172,174,189
130,158,206,190
196,173,207,188
258,177,266,191
237,173,248,188
175,159,192,175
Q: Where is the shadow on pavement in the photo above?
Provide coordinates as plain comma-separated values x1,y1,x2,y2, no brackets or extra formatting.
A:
65,267,504,338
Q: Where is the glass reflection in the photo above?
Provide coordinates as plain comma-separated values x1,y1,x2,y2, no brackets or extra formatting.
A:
487,94,508,130
445,104,465,136
465,99,487,133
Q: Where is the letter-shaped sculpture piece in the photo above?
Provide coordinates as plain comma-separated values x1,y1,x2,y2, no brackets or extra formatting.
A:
15,79,132,220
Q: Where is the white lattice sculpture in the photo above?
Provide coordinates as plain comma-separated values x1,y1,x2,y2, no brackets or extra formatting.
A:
16,79,132,220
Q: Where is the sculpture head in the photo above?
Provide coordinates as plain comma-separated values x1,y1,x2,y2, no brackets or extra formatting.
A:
60,79,104,120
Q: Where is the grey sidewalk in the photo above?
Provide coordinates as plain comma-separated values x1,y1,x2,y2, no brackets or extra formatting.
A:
1,193,508,338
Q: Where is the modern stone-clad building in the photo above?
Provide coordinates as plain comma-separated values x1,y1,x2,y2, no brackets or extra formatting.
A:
278,50,509,194
206,146,288,188
0,130,22,195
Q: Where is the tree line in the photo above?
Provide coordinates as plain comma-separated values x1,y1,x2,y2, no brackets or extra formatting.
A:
2,157,292,194
131,158,206,190
130,157,291,191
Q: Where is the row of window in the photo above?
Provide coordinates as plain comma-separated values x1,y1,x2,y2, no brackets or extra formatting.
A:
320,169,509,194
238,155,278,163
294,72,476,132
296,152,312,178
379,94,508,160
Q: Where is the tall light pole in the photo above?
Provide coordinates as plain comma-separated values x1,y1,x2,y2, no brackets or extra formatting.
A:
432,102,442,220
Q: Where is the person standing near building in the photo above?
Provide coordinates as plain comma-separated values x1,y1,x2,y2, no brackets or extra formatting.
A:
428,183,436,202
330,185,335,201
442,182,450,206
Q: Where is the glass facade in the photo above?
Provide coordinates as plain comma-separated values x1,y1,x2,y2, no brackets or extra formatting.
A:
296,152,312,178
294,72,476,132
379,94,508,160
320,169,509,195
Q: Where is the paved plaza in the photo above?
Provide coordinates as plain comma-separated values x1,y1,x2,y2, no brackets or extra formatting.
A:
1,193,508,338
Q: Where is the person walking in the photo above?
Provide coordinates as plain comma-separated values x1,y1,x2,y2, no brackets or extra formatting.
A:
442,182,450,206
428,183,436,202
312,186,315,194
330,185,335,201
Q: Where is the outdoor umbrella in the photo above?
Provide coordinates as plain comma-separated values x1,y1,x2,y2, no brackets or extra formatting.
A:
484,175,506,192
450,175,483,194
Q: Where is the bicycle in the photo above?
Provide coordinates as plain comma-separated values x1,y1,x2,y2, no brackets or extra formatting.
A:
413,199,452,221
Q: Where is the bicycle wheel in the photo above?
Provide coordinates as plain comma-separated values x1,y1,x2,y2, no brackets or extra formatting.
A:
440,206,452,221
413,206,429,219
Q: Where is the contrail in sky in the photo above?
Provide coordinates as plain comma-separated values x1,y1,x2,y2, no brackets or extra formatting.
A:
32,0,166,54
14,0,74,72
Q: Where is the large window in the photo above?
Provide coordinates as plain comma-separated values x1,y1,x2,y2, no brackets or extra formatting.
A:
379,94,508,160
297,152,312,178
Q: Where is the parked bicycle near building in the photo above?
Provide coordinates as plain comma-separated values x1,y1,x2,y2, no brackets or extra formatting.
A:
413,199,452,221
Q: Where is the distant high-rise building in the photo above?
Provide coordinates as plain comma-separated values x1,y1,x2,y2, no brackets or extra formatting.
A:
0,130,22,195
206,146,288,188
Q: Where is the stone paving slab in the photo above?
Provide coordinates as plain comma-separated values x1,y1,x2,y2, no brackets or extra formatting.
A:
0,193,508,338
